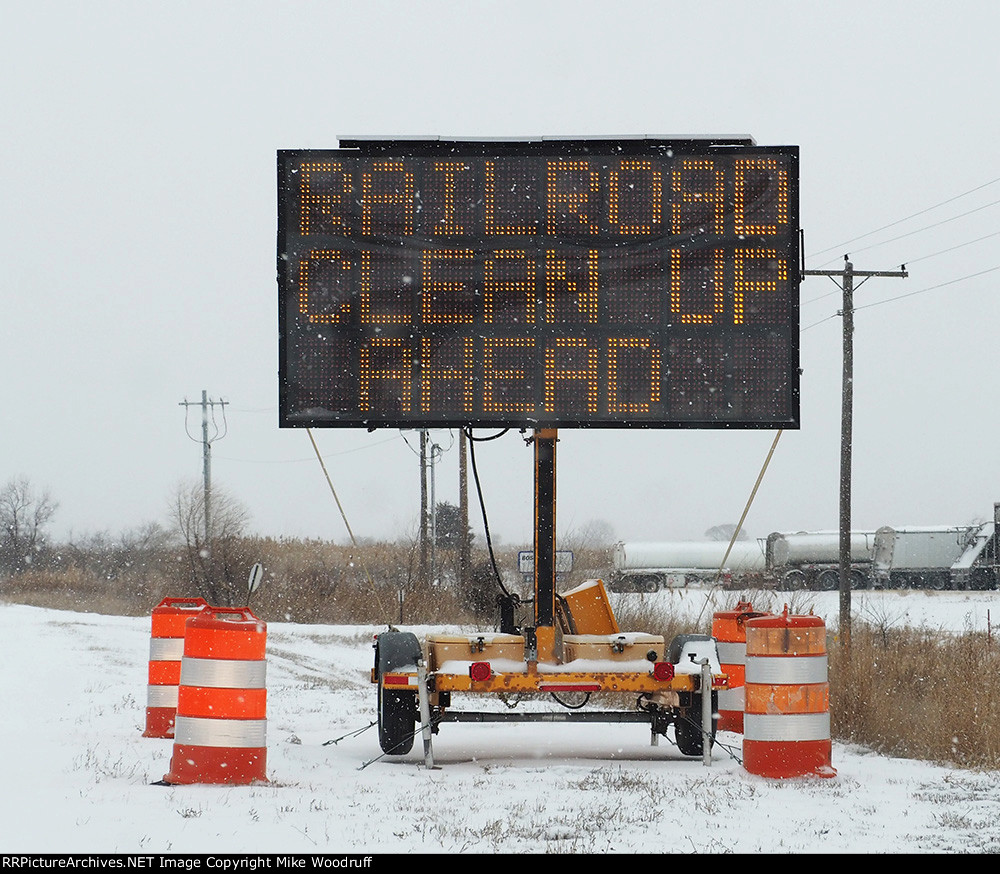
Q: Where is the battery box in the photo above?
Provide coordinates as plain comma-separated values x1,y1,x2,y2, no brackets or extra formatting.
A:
562,633,665,664
426,633,526,671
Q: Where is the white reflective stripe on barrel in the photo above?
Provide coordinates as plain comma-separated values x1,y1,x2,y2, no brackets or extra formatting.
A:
147,685,179,707
179,657,267,689
149,637,185,661
744,712,831,742
173,716,267,748
716,641,746,665
745,655,828,685
717,686,745,710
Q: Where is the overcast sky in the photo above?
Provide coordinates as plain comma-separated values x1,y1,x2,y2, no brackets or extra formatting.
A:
4,1,1000,552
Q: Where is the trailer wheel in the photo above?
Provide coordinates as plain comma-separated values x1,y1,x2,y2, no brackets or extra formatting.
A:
635,576,659,593
674,692,718,757
815,569,839,591
780,569,806,591
374,630,422,756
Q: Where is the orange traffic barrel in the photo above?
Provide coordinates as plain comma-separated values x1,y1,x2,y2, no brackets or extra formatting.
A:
742,607,836,779
712,601,771,733
142,597,209,738
164,607,268,785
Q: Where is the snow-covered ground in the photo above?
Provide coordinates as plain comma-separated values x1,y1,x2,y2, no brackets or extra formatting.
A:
2,589,999,855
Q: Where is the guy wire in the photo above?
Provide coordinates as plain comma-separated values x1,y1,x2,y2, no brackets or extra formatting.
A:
306,428,387,615
698,429,783,624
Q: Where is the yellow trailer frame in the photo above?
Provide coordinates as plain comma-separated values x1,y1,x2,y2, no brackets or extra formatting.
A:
382,667,717,696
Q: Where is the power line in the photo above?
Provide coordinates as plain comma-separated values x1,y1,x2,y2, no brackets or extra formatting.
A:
901,229,1000,266
853,264,1000,313
216,435,400,464
805,228,1000,306
801,313,840,333
803,263,1000,328
815,197,1000,266
808,174,1000,260
802,273,851,306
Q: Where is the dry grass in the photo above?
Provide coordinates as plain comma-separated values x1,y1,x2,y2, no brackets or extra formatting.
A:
611,593,702,643
1,567,182,617
830,622,1000,769
0,537,491,626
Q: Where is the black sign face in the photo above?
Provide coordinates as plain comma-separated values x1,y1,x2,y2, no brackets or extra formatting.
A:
278,139,799,429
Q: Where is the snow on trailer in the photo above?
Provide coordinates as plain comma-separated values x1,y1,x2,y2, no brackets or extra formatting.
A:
610,540,767,592
951,522,997,589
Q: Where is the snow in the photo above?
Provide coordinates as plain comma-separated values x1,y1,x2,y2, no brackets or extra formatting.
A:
2,590,999,855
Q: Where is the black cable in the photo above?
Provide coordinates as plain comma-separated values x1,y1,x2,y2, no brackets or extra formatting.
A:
902,229,1000,267
466,428,509,442
464,427,512,598
853,264,1000,313
550,691,590,709
806,263,1000,328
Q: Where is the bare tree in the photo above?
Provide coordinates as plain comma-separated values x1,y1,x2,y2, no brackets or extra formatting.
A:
0,477,57,575
571,518,616,550
705,524,749,542
65,521,172,583
169,481,253,606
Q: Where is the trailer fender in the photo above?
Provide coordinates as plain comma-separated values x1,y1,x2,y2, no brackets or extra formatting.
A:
374,629,423,676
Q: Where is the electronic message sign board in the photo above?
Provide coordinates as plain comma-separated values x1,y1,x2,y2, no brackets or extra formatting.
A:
278,139,799,429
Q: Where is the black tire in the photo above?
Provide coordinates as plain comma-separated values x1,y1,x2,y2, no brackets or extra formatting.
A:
850,569,869,590
675,692,718,757
377,681,416,755
780,569,806,591
635,576,659,593
815,569,839,591
374,630,423,756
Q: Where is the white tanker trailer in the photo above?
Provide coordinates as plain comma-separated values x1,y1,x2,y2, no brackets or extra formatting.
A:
765,530,877,590
610,540,767,592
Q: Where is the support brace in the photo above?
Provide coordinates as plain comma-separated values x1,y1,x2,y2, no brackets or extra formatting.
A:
416,660,436,769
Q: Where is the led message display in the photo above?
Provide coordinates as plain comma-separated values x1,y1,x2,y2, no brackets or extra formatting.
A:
278,139,800,429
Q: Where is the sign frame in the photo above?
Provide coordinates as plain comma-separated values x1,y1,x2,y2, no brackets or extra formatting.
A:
278,138,800,431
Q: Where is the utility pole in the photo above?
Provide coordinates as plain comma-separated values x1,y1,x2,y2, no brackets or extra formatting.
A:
459,430,470,591
419,429,428,587
179,391,229,555
428,439,442,586
802,257,906,654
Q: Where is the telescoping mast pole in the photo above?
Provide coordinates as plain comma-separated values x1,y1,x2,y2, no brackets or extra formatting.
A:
530,429,558,665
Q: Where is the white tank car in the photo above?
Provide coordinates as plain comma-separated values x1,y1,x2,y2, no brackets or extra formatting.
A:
611,540,766,592
765,530,876,590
